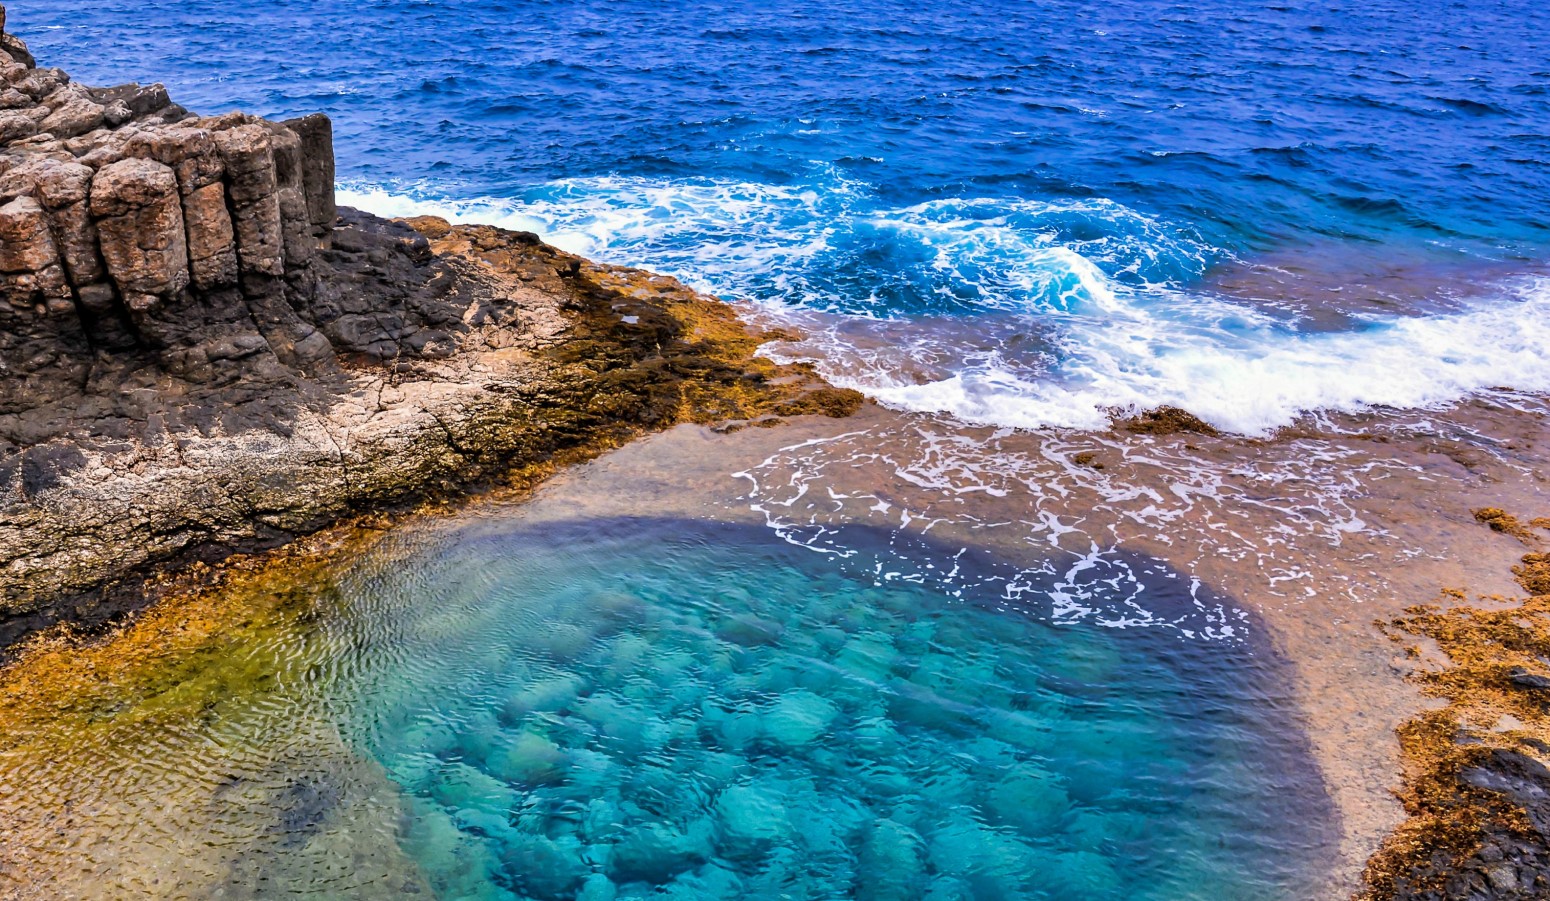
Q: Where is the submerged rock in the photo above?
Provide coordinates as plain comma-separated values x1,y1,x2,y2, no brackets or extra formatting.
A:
503,833,589,901
715,781,792,855
856,818,928,901
487,729,568,786
607,822,713,885
762,690,840,749
983,765,1073,836
429,762,518,818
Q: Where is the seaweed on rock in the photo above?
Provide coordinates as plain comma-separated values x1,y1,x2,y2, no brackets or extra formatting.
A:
1361,513,1550,900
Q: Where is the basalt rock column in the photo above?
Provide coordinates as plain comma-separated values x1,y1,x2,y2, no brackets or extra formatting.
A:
0,2,340,389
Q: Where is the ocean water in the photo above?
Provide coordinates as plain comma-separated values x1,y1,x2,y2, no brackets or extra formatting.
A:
14,0,1550,433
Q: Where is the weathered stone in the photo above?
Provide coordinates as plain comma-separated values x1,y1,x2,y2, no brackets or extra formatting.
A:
181,180,238,290
22,158,104,288
282,113,336,230
0,195,71,313
89,82,170,118
11,68,64,102
214,124,284,282
0,157,101,291
0,107,39,142
75,281,115,315
123,125,224,192
0,34,31,70
89,157,189,315
267,123,313,267
101,99,132,128
40,95,106,139
0,195,57,273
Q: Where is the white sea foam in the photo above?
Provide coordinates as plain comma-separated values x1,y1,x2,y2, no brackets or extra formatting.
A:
342,177,1550,436
836,278,1550,435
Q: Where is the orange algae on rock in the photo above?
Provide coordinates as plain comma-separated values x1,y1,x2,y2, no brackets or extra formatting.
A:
1360,511,1550,900
1470,508,1547,545
1117,405,1221,437
404,216,864,431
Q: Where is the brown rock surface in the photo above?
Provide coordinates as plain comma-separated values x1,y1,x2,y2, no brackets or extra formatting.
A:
90,157,191,314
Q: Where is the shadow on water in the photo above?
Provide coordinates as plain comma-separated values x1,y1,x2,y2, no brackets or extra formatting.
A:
322,515,1338,900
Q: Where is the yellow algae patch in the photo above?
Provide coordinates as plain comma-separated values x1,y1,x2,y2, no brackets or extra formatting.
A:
0,528,430,899
1469,507,1548,546
407,216,864,432
1360,511,1550,900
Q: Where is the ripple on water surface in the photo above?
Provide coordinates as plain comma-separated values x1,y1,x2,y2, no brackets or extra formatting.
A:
0,516,1334,898
332,517,1333,900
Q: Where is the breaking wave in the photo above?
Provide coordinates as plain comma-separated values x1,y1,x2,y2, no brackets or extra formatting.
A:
343,176,1550,436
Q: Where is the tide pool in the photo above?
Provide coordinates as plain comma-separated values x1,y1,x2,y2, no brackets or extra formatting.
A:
0,515,1334,899
337,517,1331,899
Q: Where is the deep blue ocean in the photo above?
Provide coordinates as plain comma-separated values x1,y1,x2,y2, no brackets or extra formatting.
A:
16,0,1550,433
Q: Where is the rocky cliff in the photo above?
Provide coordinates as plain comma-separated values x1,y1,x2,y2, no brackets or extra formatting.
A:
0,15,339,409
0,9,860,650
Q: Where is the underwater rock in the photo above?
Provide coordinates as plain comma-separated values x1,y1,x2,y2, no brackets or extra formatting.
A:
500,672,588,724
762,690,840,749
607,822,713,885
576,693,669,755
503,833,589,901
927,814,1037,899
835,633,900,682
428,762,519,818
983,765,1073,836
715,612,786,647
1040,850,1126,897
590,590,649,627
856,818,928,901
488,729,568,786
400,796,506,899
576,872,618,901
715,781,792,855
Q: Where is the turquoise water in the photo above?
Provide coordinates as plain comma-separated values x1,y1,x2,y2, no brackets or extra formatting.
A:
330,518,1332,900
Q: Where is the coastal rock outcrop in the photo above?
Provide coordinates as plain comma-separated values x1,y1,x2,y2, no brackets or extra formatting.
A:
0,10,860,648
0,11,342,408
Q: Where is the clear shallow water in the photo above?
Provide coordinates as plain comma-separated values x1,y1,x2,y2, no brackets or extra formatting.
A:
0,515,1335,898
14,0,1550,433
342,518,1332,899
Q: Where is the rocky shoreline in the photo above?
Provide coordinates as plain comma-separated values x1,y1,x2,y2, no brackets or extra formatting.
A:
0,10,858,653
5,8,1550,901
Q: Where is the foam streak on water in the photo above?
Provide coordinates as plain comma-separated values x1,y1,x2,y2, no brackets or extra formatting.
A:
727,402,1477,644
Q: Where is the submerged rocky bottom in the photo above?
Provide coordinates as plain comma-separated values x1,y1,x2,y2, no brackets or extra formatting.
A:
0,510,1335,899
336,517,1333,900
